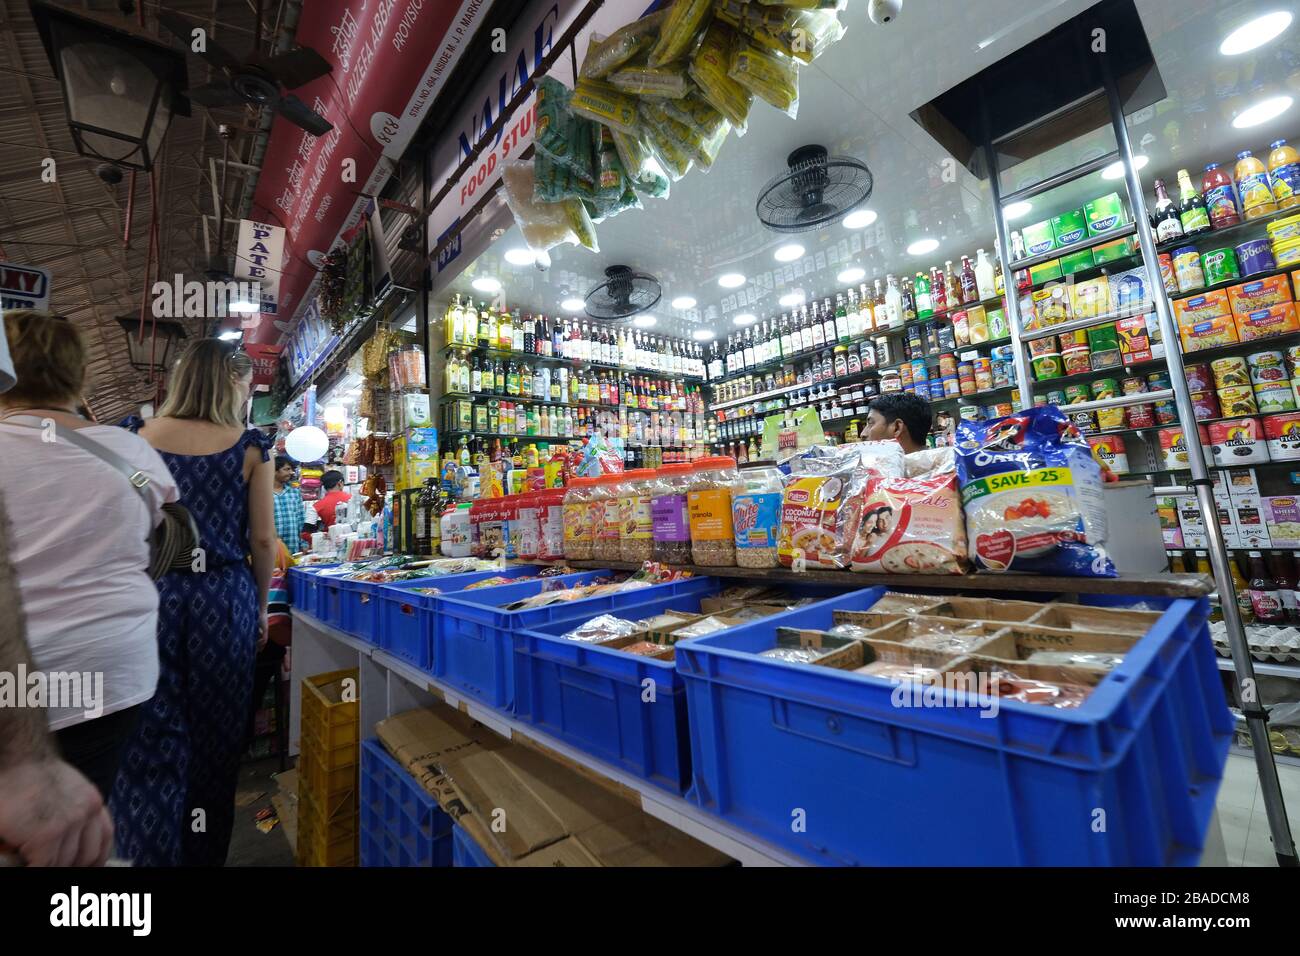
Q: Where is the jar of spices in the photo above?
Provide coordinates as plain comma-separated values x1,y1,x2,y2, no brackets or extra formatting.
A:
650,463,693,564
562,477,598,560
687,456,739,566
618,468,656,564
591,474,624,561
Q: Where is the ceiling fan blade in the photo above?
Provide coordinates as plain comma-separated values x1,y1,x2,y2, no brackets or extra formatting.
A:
187,81,246,108
260,45,333,90
275,93,333,137
155,10,243,73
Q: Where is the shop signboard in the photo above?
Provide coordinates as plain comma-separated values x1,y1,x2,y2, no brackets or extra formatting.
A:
234,220,286,315
244,342,284,387
286,300,338,388
0,261,51,312
247,0,493,345
427,0,657,286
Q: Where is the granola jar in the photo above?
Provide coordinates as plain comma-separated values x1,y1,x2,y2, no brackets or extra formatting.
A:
651,463,694,565
732,463,784,569
592,473,624,562
687,456,739,567
618,468,657,564
562,477,597,560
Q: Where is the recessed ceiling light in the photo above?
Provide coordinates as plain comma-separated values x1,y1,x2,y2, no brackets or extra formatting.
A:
779,290,805,308
718,272,746,288
228,299,258,314
561,297,585,312
1233,94,1294,128
1003,200,1033,220
843,209,877,229
774,243,805,262
837,267,865,284
1221,11,1293,56
472,276,501,293
218,329,242,340
504,248,536,266
692,328,716,341
1101,155,1148,180
733,313,757,326
671,295,697,310
907,238,939,256
633,314,657,328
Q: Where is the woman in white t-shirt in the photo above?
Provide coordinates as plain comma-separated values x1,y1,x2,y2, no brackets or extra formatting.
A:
0,310,177,799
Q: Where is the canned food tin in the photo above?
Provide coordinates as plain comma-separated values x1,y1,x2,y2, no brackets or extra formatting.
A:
1028,336,1059,358
939,353,957,377
1121,376,1147,395
943,376,961,398
1062,345,1092,375
1209,417,1269,465
1065,384,1091,404
1158,424,1210,470
1087,434,1130,474
1218,384,1260,417
957,361,974,383
1058,329,1089,350
1155,400,1178,425
1236,238,1277,276
1086,323,1122,369
1201,247,1240,285
1070,409,1098,434
1190,389,1222,419
958,405,981,421
1255,383,1296,414
1126,403,1155,428
1248,350,1287,385
991,360,1013,388
1045,390,1067,406
1264,412,1300,460
1267,213,1300,242
993,403,1014,417
972,356,992,374
1174,245,1206,292
1157,252,1178,295
959,377,977,397
930,378,946,400
899,362,913,386
1090,378,1120,400
1097,406,1127,430
911,359,930,382
1031,353,1063,380
1184,363,1213,392
1212,356,1251,388
975,368,994,392
1147,370,1172,391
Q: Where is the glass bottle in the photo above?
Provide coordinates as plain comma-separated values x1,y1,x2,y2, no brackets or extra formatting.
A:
1149,178,1184,244
1176,167,1212,236
914,271,933,319
1248,551,1285,624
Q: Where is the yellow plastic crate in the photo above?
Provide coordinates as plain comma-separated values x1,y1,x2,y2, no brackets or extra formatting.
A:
297,668,360,867
297,789,357,867
300,668,359,759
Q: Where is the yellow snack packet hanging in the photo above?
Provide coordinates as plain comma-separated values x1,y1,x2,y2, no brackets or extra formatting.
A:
608,64,691,98
648,0,713,67
638,106,693,180
580,10,668,80
640,97,730,172
715,1,844,64
728,39,800,117
569,79,641,134
757,0,845,8
689,20,753,132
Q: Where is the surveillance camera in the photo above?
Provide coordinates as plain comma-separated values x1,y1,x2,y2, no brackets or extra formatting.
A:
868,0,902,25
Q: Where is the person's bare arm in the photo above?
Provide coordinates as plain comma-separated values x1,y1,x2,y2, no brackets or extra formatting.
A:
0,492,112,865
247,453,277,636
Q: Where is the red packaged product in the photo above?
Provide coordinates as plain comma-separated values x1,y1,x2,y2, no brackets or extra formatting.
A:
535,487,568,560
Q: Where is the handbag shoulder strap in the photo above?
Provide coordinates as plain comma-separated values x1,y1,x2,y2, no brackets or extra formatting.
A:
6,416,153,502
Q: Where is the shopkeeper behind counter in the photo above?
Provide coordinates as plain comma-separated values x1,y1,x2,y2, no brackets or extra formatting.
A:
313,470,350,530
864,393,932,454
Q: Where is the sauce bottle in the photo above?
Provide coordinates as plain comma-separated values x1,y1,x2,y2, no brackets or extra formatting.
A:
944,260,962,309
1268,139,1300,210
974,249,996,300
1272,552,1300,624
1176,168,1212,236
929,266,948,314
1200,163,1240,230
1248,550,1285,624
1228,553,1255,625
1235,150,1279,220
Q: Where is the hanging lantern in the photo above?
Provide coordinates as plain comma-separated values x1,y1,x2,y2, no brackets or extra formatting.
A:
116,316,186,371
30,1,190,172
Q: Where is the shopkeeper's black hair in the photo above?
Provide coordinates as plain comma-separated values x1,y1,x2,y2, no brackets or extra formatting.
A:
321,470,344,490
275,455,293,470
869,393,932,445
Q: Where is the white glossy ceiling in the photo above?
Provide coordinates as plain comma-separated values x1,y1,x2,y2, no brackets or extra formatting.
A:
442,0,1300,341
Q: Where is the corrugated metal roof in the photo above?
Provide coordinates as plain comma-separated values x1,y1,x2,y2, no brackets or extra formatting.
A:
0,0,285,423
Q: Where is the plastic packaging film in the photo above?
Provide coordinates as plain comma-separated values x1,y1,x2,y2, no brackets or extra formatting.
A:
728,39,800,117
579,10,667,80
648,0,714,67
689,19,754,132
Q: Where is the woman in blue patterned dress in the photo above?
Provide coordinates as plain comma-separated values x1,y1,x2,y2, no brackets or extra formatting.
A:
112,340,277,866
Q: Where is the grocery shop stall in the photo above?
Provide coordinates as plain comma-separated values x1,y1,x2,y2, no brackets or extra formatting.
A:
280,0,1300,866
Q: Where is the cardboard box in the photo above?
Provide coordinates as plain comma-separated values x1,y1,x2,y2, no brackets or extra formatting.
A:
1022,219,1056,257
1117,314,1155,363
402,392,433,429
1177,496,1210,549
1174,289,1231,324
1023,603,1162,635
1234,302,1300,341
1227,274,1293,316
1157,496,1182,548
1223,467,1261,499
1029,259,1063,284
1093,234,1139,264
405,427,439,462
1109,267,1150,316
1059,248,1095,276
1085,191,1127,236
1179,312,1239,352
1069,275,1110,319
1051,208,1088,247
1231,494,1272,548
1263,495,1300,547
835,595,1045,626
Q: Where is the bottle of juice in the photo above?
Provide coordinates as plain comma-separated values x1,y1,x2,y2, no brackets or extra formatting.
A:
1200,163,1241,229
1268,139,1300,210
1236,150,1278,220
974,249,996,300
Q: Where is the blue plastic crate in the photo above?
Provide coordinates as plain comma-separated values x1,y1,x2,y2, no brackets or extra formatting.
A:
674,589,1233,866
435,575,719,712
451,824,494,867
288,565,338,619
375,565,562,669
338,578,382,642
516,581,861,794
359,739,452,867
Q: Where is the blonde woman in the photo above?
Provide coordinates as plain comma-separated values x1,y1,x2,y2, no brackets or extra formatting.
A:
112,339,276,867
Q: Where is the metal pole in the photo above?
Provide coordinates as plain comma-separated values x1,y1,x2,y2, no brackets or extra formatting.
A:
982,142,1035,411
1100,64,1297,866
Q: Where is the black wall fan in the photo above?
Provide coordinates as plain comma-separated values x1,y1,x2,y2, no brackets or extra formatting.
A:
756,145,872,233
157,11,334,136
585,266,662,320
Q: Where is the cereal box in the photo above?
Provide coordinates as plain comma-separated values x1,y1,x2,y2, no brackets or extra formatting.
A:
1264,495,1300,547
1157,496,1182,548
1231,494,1272,548
1177,496,1210,549
1173,289,1231,325
1234,302,1300,341
1179,312,1239,352
1227,274,1292,316
1116,314,1155,363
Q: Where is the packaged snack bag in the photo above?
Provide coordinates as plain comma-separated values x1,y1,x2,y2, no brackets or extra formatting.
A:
955,404,1116,577
649,0,714,66
777,445,874,569
579,11,667,79
689,20,755,131
502,160,599,253
729,39,800,117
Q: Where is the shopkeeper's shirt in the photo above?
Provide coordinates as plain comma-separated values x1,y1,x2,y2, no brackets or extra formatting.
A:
0,419,178,729
314,488,351,529
273,483,304,548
